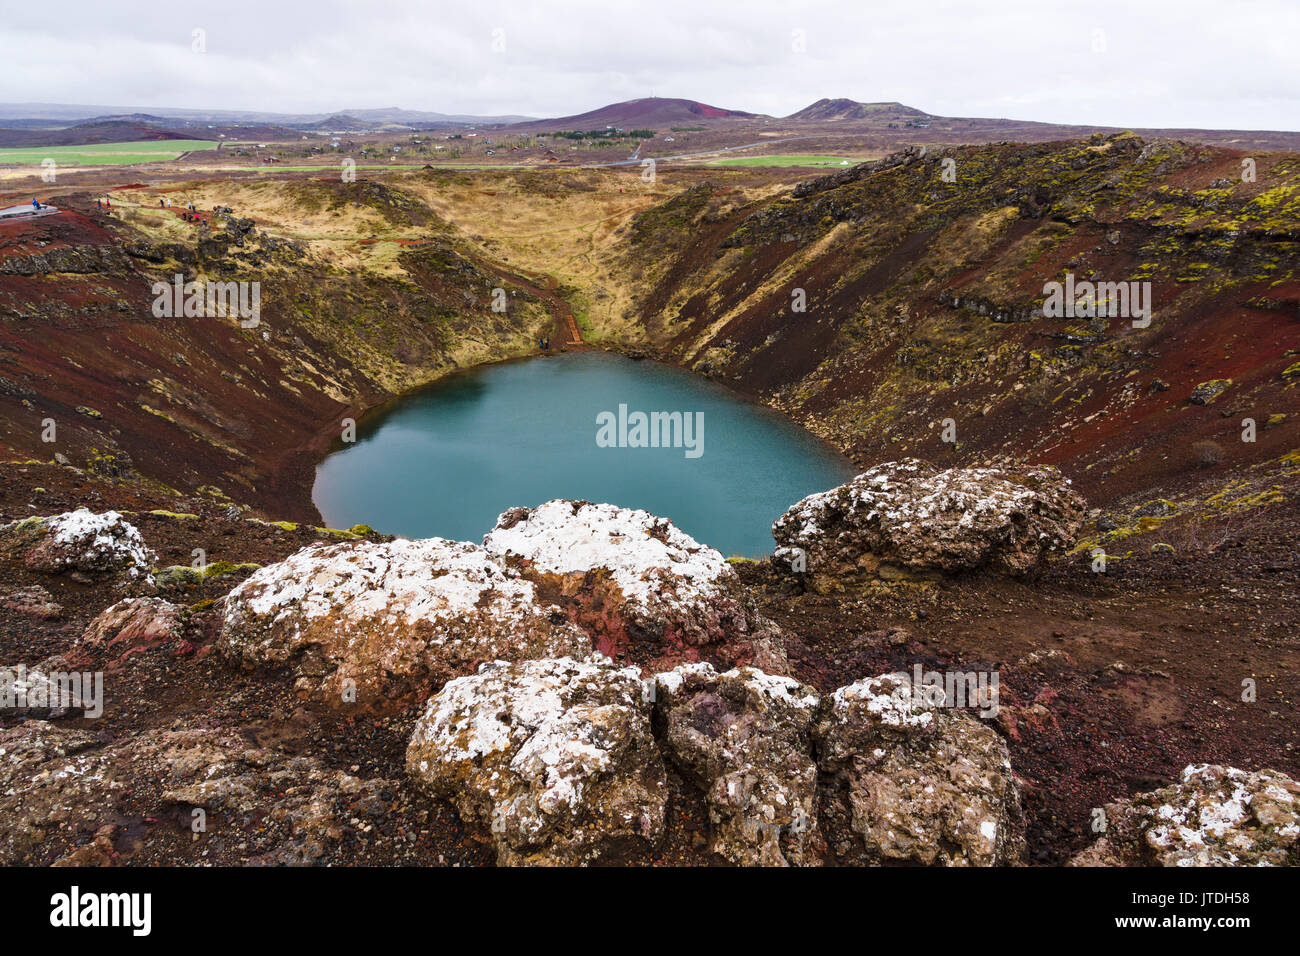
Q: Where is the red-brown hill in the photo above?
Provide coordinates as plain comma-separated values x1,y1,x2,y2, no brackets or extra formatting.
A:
508,97,761,132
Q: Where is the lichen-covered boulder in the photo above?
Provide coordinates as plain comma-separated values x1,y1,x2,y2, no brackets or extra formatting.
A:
1069,764,1300,867
813,673,1026,866
0,509,154,579
653,662,820,866
219,538,591,712
406,656,667,866
483,500,786,672
772,460,1085,591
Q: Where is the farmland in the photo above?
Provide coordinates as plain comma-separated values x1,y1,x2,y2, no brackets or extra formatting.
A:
0,139,217,165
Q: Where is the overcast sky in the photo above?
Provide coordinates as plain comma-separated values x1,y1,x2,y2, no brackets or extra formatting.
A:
1,0,1295,129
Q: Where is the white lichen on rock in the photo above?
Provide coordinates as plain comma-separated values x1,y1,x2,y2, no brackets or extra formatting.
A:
1070,764,1300,867
219,537,591,711
484,499,731,611
772,459,1085,590
653,661,821,866
1,509,154,577
406,656,667,866
483,500,785,671
813,673,1026,866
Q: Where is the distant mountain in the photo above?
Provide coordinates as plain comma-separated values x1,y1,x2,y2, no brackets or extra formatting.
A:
343,107,535,126
0,118,192,148
298,113,382,132
788,98,931,122
507,97,762,132
0,103,536,129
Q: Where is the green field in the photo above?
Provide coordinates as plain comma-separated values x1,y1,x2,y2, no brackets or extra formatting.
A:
0,140,218,166
707,154,867,168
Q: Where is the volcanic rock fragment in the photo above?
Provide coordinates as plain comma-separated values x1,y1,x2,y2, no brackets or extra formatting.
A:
483,500,786,671
653,662,820,865
77,596,186,668
219,537,591,712
406,656,667,866
0,509,155,579
1069,764,1300,866
813,673,1026,866
772,459,1084,591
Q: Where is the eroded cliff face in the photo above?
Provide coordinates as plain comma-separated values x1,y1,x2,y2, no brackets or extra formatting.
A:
0,178,560,520
619,134,1300,506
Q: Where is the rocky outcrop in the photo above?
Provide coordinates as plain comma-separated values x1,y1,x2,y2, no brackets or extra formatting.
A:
772,460,1084,591
219,538,591,713
1,584,63,620
653,662,820,865
1069,764,1300,867
77,597,186,667
0,720,393,865
405,656,666,866
400,657,1029,867
483,500,786,671
0,509,154,579
813,673,1026,866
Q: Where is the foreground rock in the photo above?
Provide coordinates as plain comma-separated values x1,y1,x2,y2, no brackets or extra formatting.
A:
0,660,97,719
0,721,394,865
1,585,63,620
654,662,820,865
772,460,1085,591
0,509,154,579
484,500,786,671
813,673,1026,866
1069,764,1300,866
219,538,591,712
406,656,666,866
75,597,187,669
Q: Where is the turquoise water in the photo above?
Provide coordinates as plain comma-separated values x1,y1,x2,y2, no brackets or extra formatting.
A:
313,352,855,557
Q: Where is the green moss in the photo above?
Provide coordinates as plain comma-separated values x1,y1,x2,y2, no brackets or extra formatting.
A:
154,565,203,588
251,518,300,532
201,560,261,581
156,560,261,588
314,525,368,539
148,509,200,520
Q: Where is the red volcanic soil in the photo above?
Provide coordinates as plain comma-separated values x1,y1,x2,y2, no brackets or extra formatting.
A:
738,485,1300,863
